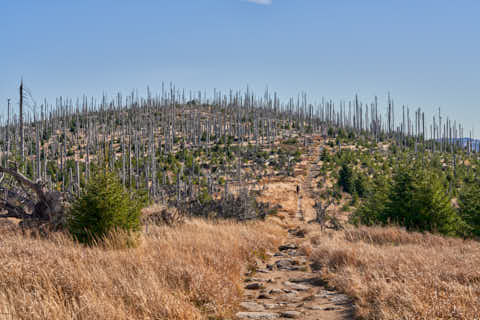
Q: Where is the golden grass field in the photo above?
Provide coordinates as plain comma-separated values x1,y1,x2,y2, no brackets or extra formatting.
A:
0,219,282,320
305,226,480,320
2,215,480,319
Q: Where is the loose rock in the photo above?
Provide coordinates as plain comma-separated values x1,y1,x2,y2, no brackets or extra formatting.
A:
245,283,263,290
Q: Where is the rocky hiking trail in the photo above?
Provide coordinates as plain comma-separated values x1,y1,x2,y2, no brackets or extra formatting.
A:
236,138,354,320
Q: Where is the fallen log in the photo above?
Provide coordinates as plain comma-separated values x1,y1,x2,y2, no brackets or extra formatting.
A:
0,165,65,231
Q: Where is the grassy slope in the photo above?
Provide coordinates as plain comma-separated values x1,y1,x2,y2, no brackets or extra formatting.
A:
2,136,480,320
304,226,480,319
0,219,282,320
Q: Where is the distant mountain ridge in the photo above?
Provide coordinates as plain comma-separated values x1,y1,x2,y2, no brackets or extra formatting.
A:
459,138,480,151
444,138,480,151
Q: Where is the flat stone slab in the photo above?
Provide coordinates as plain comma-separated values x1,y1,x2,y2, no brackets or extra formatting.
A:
236,311,280,319
263,303,282,309
275,259,295,269
277,293,300,301
245,283,264,290
257,293,273,299
256,268,271,273
329,293,352,305
283,281,310,291
305,305,323,310
268,288,284,294
278,244,298,251
288,277,308,283
280,311,302,318
240,302,265,312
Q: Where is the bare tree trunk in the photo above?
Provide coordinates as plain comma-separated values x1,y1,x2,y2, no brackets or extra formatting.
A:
19,81,25,165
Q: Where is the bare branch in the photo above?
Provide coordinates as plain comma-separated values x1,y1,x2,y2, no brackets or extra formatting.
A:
0,166,47,203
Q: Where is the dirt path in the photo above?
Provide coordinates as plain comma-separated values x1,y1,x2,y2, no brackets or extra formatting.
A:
236,138,354,319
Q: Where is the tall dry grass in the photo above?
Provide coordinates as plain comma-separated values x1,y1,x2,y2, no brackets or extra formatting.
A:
0,219,282,320
308,226,480,320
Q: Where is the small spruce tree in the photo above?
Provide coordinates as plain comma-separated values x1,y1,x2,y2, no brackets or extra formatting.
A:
338,162,355,194
350,174,388,226
68,169,145,245
354,173,369,198
458,182,480,237
383,165,462,236
353,163,464,237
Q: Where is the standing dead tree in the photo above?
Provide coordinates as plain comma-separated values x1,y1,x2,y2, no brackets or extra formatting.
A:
0,80,473,228
313,198,335,231
19,80,25,164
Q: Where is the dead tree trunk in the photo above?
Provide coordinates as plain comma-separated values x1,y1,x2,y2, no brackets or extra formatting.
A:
0,165,65,231
19,81,25,164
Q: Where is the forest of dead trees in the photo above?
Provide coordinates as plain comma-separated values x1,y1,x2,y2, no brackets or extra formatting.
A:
0,81,477,226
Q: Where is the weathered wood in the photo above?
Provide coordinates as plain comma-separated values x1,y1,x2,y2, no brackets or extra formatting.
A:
0,165,64,229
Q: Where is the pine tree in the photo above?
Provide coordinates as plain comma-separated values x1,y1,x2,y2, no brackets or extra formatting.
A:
68,169,145,245
383,165,461,236
458,182,480,237
409,171,461,236
338,162,354,194
350,174,388,226
353,163,464,236
354,173,369,198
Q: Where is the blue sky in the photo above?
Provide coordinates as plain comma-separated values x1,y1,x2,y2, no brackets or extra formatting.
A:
1,1,479,133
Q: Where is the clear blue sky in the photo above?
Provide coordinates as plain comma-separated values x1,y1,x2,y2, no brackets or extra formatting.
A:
1,0,479,133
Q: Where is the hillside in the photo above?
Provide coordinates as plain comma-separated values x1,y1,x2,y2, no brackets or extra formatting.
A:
0,87,479,319
2,133,480,319
3,0,480,318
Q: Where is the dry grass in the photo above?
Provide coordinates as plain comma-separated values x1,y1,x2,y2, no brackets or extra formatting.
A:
308,226,480,320
0,219,283,320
